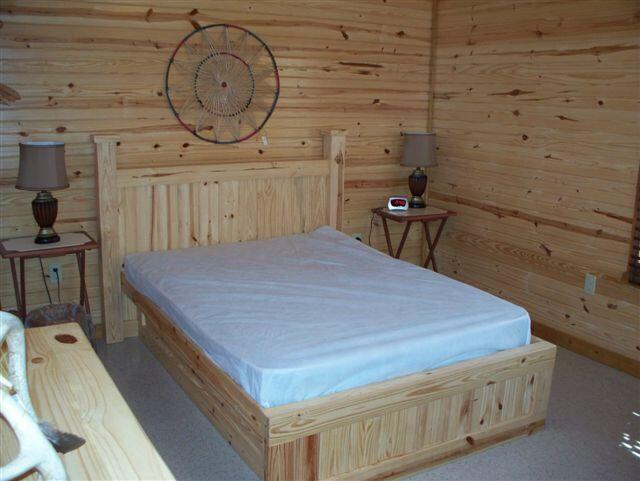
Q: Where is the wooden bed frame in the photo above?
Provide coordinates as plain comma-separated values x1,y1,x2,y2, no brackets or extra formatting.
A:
95,131,556,481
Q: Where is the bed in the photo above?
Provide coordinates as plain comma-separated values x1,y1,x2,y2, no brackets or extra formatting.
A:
95,131,556,481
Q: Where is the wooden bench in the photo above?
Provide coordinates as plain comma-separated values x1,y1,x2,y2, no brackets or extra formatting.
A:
0,322,174,480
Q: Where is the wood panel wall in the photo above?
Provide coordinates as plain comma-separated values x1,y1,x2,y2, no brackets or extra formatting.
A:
2,0,637,375
430,0,640,375
0,0,433,327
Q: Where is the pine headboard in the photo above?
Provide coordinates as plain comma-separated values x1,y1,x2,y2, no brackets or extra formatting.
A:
93,131,346,343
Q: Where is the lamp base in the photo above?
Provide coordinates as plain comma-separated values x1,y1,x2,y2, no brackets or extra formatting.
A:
409,196,426,209
32,191,60,244
408,167,428,209
35,228,60,244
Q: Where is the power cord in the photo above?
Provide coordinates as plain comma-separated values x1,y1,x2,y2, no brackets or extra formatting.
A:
38,258,53,304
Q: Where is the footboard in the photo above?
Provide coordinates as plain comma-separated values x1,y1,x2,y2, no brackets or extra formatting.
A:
124,276,555,481
265,338,555,480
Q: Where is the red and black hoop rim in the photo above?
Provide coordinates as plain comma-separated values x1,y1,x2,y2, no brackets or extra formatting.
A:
165,24,280,144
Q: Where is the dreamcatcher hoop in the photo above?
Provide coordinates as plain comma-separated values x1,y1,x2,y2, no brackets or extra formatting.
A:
165,24,280,144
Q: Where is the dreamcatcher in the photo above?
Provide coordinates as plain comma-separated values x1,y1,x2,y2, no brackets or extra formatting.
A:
165,24,280,144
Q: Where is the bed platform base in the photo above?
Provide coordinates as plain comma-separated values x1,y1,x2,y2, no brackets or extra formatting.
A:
123,277,556,481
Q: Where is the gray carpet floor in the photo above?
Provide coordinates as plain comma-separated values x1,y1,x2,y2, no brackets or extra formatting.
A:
96,340,639,481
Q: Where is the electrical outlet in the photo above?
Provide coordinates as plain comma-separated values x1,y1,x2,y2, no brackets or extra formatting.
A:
352,233,363,242
48,262,62,284
584,273,596,295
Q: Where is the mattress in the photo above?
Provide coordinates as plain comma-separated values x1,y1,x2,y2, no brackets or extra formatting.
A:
124,226,531,408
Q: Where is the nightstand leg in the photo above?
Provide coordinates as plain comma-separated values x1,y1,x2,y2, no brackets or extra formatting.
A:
76,251,91,315
395,222,412,259
381,217,394,257
423,222,436,271
9,259,23,320
423,218,448,272
19,258,26,319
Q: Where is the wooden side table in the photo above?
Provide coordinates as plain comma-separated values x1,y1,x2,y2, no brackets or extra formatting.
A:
372,207,457,271
0,232,98,320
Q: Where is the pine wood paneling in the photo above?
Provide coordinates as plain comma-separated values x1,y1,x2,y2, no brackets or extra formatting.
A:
3,0,633,377
430,0,640,375
0,1,433,325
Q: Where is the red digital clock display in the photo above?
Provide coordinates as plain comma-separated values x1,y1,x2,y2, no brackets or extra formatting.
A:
387,196,409,211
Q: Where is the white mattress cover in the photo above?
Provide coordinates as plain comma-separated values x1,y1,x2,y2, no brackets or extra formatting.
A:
124,226,531,408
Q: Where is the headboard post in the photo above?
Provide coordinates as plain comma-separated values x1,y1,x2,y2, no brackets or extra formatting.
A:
92,135,123,343
322,130,346,230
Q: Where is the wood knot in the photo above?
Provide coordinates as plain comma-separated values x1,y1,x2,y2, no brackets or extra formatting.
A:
55,334,77,344
31,356,44,364
465,436,475,445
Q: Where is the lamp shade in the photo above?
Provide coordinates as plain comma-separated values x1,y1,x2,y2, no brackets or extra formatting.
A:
16,142,69,191
400,132,437,168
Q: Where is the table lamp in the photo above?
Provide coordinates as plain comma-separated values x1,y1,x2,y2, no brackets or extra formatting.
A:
401,132,437,208
16,142,69,244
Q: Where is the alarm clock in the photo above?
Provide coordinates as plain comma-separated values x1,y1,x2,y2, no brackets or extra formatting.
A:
387,196,409,211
